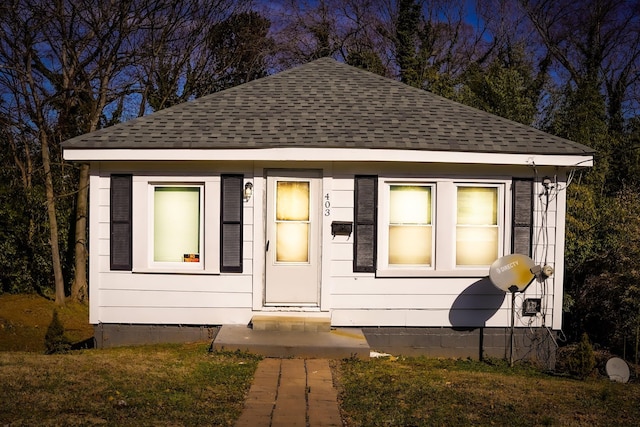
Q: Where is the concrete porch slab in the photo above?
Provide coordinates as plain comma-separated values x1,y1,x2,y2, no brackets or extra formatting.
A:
212,325,370,359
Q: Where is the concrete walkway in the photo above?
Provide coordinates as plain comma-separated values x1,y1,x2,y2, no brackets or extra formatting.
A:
235,358,343,427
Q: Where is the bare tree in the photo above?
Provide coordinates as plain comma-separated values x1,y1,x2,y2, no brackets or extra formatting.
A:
267,0,493,88
139,0,239,111
0,0,67,304
345,0,489,95
1,0,160,303
335,0,393,76
268,0,342,68
49,0,145,303
519,0,640,133
135,0,262,112
44,0,165,304
455,0,552,125
270,0,393,74
1,0,271,303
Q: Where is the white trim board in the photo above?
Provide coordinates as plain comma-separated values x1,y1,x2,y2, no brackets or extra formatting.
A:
64,147,593,167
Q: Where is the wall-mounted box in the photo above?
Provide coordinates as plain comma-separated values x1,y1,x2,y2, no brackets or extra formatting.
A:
331,221,352,237
522,298,541,316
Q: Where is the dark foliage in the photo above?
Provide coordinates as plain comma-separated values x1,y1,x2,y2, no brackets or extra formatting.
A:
560,333,596,379
44,310,71,354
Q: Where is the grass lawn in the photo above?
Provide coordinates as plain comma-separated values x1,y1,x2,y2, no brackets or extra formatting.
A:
3,348,639,427
0,294,94,352
0,344,260,426
2,294,640,426
0,294,260,426
335,357,640,426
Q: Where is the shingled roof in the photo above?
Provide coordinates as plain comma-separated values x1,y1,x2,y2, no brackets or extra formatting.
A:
63,58,592,156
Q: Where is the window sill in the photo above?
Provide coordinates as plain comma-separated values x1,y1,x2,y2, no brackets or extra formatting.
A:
376,268,490,278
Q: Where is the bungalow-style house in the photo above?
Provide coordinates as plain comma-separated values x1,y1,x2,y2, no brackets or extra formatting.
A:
63,58,593,360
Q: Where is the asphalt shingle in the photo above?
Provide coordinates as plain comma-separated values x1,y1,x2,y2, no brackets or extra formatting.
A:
62,58,593,156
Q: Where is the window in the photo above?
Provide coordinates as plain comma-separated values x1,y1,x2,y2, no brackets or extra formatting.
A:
369,178,508,276
123,174,244,274
388,185,433,266
152,185,203,268
377,181,436,272
456,186,499,266
275,181,310,263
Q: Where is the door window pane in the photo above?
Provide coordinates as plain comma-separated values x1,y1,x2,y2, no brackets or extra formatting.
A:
276,223,309,262
275,181,310,263
154,186,201,262
456,186,498,266
276,182,309,221
389,185,432,265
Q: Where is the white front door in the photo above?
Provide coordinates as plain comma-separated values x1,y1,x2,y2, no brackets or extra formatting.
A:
265,171,321,306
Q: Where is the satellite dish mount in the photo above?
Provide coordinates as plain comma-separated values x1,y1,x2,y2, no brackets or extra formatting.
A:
489,254,537,367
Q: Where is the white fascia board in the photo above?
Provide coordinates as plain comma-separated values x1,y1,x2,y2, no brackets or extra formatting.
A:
63,147,594,167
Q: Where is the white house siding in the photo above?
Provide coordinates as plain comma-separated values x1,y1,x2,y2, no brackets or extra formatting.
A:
325,163,566,330
89,160,568,330
89,161,256,325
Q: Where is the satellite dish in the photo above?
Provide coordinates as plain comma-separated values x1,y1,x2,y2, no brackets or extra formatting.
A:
489,254,536,293
606,357,630,383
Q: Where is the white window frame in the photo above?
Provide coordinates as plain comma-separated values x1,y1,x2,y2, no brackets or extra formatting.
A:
377,178,508,277
378,181,436,272
132,175,221,274
150,183,204,270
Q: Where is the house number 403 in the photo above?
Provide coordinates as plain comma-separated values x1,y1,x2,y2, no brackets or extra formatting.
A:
324,193,331,216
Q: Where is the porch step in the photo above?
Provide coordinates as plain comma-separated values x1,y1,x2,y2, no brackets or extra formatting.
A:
212,325,370,359
250,314,331,332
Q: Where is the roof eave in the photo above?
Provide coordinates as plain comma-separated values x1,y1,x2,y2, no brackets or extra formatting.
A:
63,147,594,168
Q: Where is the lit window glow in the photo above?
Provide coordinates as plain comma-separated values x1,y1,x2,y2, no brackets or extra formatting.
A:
153,186,201,262
275,181,310,263
389,185,432,265
456,187,498,266
276,223,309,262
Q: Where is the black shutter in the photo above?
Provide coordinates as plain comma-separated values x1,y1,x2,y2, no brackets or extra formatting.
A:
220,174,243,273
354,175,377,272
110,174,132,271
512,178,534,256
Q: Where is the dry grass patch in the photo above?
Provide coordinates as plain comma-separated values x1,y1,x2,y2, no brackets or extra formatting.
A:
0,294,93,352
0,343,259,426
335,357,640,426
